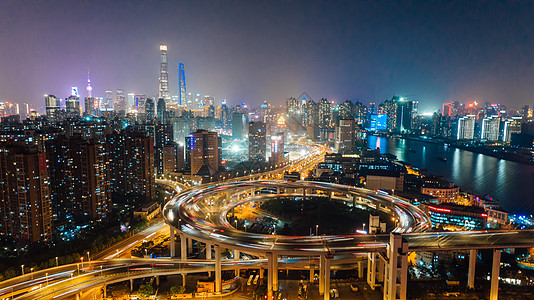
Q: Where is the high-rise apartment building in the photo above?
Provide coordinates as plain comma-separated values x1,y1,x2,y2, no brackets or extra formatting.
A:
145,98,155,122
109,130,155,201
190,129,219,176
0,144,52,243
45,94,60,121
159,44,170,101
248,121,267,161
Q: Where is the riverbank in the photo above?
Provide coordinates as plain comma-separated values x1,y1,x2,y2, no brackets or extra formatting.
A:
398,135,534,166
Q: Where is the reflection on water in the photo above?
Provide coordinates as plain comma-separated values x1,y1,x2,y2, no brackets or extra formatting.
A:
367,136,534,214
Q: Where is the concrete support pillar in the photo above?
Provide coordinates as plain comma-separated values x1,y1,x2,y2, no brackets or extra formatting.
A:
234,249,240,260
367,252,376,290
226,192,230,204
267,252,274,299
180,233,187,260
319,255,326,295
169,226,176,257
187,237,193,254
324,256,331,300
130,279,134,292
156,276,160,286
182,274,186,286
468,249,477,289
358,261,363,279
273,252,279,292
75,293,80,300
206,242,212,260
303,188,306,201
103,285,107,298
309,264,315,283
490,249,501,300
276,187,280,194
384,233,408,300
377,259,385,282
215,245,222,293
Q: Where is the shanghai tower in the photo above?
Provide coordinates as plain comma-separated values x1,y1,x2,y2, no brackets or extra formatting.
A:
159,44,169,100
178,63,186,106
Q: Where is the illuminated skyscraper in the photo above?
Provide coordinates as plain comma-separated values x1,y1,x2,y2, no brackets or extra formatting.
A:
86,71,92,98
66,87,81,117
159,45,170,101
178,63,186,106
115,89,126,113
190,129,219,176
45,94,60,121
481,116,500,141
457,115,476,140
105,90,113,110
335,118,356,154
248,121,267,161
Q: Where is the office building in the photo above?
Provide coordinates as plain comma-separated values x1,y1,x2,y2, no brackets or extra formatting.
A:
178,63,186,106
270,133,285,167
66,88,81,118
248,121,267,161
335,118,355,154
190,129,219,176
45,94,60,121
145,98,155,123
115,89,126,113
159,44,169,101
481,116,500,141
421,203,487,230
232,113,246,140
0,144,52,243
457,115,476,140
157,98,166,124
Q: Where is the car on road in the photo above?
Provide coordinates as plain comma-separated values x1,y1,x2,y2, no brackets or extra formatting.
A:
330,288,339,298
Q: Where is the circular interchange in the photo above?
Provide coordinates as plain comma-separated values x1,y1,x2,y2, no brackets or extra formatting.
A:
163,180,431,256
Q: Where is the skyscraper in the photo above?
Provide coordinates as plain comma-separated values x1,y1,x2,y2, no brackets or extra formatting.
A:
270,133,285,167
158,44,170,101
145,98,155,122
457,115,476,140
86,72,92,98
115,89,126,113
66,87,81,117
232,112,246,140
190,129,219,176
45,94,60,121
178,63,186,106
105,90,113,110
335,118,356,154
248,121,267,161
481,116,500,141
157,98,166,124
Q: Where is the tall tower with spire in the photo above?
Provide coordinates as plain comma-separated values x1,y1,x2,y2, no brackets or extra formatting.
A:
159,44,169,101
178,63,186,106
86,71,92,98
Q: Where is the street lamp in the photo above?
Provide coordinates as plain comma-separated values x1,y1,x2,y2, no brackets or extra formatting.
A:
363,223,366,232
315,224,319,236
100,266,103,277
55,257,58,267
46,273,48,286
87,251,90,261
21,265,24,276
30,268,34,280
81,257,84,268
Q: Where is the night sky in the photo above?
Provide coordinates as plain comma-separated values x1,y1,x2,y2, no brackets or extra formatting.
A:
1,1,534,112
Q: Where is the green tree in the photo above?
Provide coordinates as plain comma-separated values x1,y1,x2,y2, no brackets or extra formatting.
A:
170,285,186,295
138,284,154,298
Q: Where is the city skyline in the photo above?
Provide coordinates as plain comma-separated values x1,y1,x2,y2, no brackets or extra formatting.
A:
2,1,534,112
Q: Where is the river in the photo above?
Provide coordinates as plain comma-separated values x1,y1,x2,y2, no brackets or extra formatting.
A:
367,135,534,214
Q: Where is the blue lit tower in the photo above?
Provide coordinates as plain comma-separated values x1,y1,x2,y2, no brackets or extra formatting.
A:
159,45,170,101
178,63,186,106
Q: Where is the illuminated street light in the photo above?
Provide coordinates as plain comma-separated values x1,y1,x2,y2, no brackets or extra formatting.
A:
21,265,24,276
